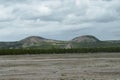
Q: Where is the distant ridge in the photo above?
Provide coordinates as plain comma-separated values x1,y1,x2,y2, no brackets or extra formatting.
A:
0,35,120,49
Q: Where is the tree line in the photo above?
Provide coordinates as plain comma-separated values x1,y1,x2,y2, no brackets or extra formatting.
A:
0,47,120,55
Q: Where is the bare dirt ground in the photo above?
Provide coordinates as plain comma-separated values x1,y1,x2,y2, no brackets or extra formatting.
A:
0,53,120,80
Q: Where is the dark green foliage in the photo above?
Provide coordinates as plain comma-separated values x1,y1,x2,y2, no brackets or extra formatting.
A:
70,41,120,48
0,47,120,55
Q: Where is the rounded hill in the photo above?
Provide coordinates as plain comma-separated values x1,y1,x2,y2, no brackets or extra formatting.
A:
71,35,100,43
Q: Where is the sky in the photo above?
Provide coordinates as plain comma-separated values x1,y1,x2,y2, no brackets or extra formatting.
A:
0,0,120,41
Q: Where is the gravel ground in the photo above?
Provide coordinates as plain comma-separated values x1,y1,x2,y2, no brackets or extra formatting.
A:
0,53,120,80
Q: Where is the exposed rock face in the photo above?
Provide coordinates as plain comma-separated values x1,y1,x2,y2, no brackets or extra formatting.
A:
19,36,48,47
71,35,100,43
20,36,46,45
20,36,46,43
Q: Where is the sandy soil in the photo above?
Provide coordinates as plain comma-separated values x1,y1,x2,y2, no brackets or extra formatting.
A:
0,53,120,80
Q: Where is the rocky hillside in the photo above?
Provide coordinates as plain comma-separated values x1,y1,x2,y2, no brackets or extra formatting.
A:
0,35,120,49
71,35,100,43
19,36,67,49
20,36,46,43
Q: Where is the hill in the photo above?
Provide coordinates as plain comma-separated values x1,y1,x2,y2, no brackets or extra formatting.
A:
71,35,100,43
0,35,120,49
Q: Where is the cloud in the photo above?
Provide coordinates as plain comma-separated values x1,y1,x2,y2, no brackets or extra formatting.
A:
0,0,120,41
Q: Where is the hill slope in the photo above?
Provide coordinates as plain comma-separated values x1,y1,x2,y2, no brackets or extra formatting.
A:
0,35,120,49
71,35,100,43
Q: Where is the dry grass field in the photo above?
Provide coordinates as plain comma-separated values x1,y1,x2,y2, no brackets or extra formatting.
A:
0,53,120,80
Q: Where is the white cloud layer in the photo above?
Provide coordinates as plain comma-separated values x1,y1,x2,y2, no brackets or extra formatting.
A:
0,0,120,41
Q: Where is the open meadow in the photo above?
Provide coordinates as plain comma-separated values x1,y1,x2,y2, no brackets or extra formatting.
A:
0,53,120,80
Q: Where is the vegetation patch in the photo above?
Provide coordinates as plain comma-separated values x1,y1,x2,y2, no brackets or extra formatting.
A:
0,47,120,55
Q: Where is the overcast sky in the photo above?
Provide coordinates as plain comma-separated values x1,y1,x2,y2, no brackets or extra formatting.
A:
0,0,120,41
